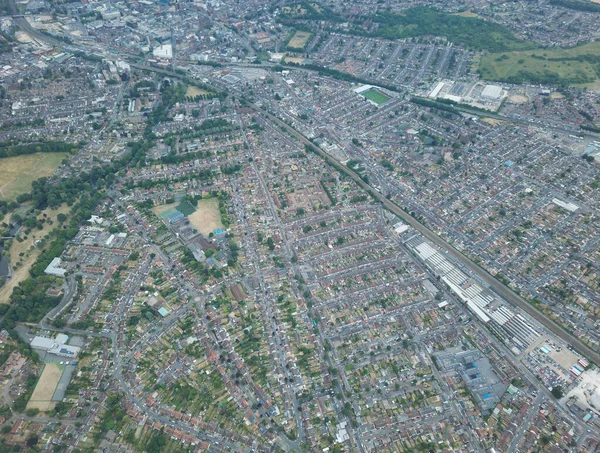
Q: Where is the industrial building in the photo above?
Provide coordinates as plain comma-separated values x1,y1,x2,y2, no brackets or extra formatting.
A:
405,235,540,354
481,84,503,100
30,334,80,359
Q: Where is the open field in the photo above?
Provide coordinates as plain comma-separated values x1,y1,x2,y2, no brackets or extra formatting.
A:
185,86,211,97
0,152,67,200
188,198,223,236
176,200,196,216
26,362,62,411
284,56,306,64
480,41,600,85
0,203,71,303
577,78,600,92
287,30,312,50
361,88,390,105
509,94,529,103
452,10,479,17
152,202,177,218
481,118,505,127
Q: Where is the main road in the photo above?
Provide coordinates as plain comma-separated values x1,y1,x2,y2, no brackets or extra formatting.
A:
255,106,600,367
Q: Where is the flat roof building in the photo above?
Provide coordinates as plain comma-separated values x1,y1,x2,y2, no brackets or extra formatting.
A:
482,85,503,100
30,334,80,358
44,257,66,277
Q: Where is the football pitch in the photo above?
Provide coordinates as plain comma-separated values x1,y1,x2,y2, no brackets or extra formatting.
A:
361,88,390,105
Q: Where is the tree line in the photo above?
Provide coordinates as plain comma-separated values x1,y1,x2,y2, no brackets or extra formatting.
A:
0,140,78,159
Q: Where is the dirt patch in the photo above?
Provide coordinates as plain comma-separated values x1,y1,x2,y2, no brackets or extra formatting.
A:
185,86,211,97
152,202,177,216
480,117,505,126
284,56,306,64
288,30,312,50
26,363,63,411
549,347,580,370
563,368,600,411
549,92,565,99
452,10,479,17
509,94,529,103
187,198,223,236
15,31,35,43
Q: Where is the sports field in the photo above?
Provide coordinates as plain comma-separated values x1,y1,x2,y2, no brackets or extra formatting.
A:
188,198,223,236
153,202,177,217
153,201,197,224
479,41,600,85
0,152,67,200
288,30,312,50
176,200,196,216
361,88,390,105
26,363,63,411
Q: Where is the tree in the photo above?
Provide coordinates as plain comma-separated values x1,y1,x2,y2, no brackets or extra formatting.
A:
52,317,66,328
56,213,67,223
26,434,39,447
551,386,563,399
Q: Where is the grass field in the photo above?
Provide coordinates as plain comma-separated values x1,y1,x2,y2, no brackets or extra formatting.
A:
188,198,223,236
176,200,196,216
361,88,391,105
0,152,67,200
0,203,71,303
479,41,600,85
287,30,312,50
284,56,306,64
26,363,62,411
185,86,211,97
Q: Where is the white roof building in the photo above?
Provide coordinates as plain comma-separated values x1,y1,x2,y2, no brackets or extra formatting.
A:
30,335,80,358
88,215,104,225
153,44,173,59
44,257,66,277
481,85,503,100
30,336,56,350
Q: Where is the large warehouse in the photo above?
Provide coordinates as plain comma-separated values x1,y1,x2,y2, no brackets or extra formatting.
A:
30,335,80,359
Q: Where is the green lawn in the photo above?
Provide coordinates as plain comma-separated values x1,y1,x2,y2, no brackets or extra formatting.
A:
361,88,390,105
479,41,600,85
176,200,196,216
0,152,67,200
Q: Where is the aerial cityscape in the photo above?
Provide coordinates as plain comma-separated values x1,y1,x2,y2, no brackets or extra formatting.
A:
0,0,598,451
